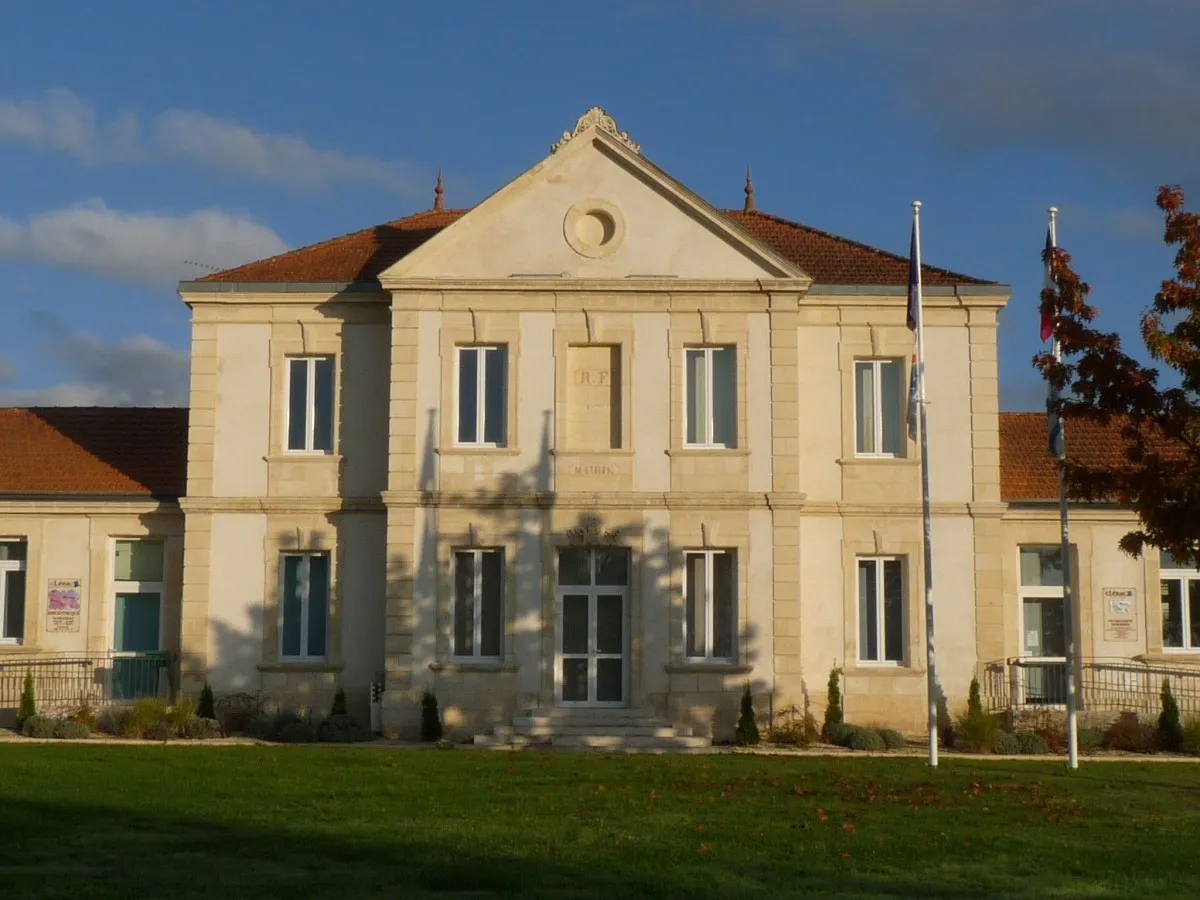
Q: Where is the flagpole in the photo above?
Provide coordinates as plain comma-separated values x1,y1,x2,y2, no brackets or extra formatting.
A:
913,200,938,768
1049,207,1080,770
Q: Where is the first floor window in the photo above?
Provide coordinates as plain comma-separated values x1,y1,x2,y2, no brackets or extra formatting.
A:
287,356,335,452
1,540,27,644
281,553,330,661
1161,551,1200,649
685,550,736,660
457,345,507,446
854,359,902,456
453,549,503,658
858,557,904,663
685,346,736,448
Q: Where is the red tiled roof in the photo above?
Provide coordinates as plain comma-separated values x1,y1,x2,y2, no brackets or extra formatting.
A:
195,206,994,286
0,407,188,497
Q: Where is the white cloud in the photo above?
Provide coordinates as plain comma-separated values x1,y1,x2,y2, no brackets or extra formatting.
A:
0,200,287,288
0,88,423,195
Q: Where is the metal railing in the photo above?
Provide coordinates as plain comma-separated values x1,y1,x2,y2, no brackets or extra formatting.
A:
0,651,178,718
983,656,1200,719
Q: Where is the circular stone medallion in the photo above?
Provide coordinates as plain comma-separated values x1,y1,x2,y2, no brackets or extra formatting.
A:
563,198,626,258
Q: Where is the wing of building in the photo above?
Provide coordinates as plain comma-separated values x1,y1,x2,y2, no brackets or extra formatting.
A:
3,108,1196,741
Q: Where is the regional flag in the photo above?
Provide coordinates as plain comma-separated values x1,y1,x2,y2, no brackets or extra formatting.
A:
1040,227,1055,342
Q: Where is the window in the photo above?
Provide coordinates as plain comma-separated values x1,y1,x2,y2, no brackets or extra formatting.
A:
286,357,335,452
113,540,164,654
456,346,507,446
453,550,504,659
854,360,903,457
1,541,27,644
280,553,330,662
1018,545,1067,703
685,346,736,448
858,557,904,663
1160,550,1200,650
684,550,736,660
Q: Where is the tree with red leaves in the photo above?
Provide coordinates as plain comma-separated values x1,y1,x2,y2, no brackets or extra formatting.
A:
1036,186,1200,564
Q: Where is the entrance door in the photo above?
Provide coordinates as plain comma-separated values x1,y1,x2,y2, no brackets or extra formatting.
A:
556,547,629,707
1022,596,1067,704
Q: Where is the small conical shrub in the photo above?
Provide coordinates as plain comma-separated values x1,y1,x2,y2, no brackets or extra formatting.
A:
734,683,760,746
420,689,443,742
1159,677,1184,752
822,667,843,740
197,682,215,721
17,670,36,727
955,675,999,753
330,687,348,718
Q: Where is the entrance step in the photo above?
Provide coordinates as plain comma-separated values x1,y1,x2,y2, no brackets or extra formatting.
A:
474,708,710,751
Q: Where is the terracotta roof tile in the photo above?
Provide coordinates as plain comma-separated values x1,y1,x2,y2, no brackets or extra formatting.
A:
0,407,188,497
195,206,995,287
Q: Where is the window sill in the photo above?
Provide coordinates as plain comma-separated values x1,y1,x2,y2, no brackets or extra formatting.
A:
846,662,921,675
667,448,749,457
266,453,342,464
437,447,523,457
838,456,917,466
0,643,38,654
429,661,518,674
551,449,636,457
665,662,753,675
257,662,343,673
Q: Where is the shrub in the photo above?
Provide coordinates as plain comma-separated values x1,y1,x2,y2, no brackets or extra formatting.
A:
879,729,907,750
768,705,818,747
1015,731,1050,755
1159,678,1185,752
69,702,98,732
197,682,215,720
167,697,195,732
822,667,843,740
183,717,223,740
277,722,318,743
994,731,1020,755
125,698,170,738
17,670,36,727
825,722,858,747
243,717,278,741
1180,718,1200,755
144,720,176,742
220,708,254,736
848,728,885,751
1104,712,1156,753
1078,727,1104,752
734,684,761,747
21,715,57,738
53,719,90,740
330,688,348,718
317,714,373,743
420,689,443,742
273,709,304,732
955,676,1001,753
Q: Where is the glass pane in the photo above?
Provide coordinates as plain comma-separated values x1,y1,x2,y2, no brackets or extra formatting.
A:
114,592,160,653
595,548,629,586
686,553,705,657
1026,597,1065,657
454,551,475,656
562,594,588,655
0,541,27,562
858,560,878,661
480,550,503,658
457,348,478,444
1160,549,1198,570
483,347,506,445
597,659,623,703
306,555,329,659
1162,580,1183,647
115,540,164,583
713,552,735,659
312,357,335,452
562,658,588,702
686,349,707,444
3,570,26,640
880,361,901,456
1189,581,1200,649
281,556,303,658
1020,546,1063,587
883,559,904,662
855,362,875,454
288,359,308,450
712,347,736,448
557,549,590,586
596,594,623,654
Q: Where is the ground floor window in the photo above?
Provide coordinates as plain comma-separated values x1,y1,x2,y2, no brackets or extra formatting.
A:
1019,545,1067,703
1160,551,1200,649
1,540,28,644
280,553,329,662
684,550,736,660
453,549,503,658
857,557,904,663
113,539,165,699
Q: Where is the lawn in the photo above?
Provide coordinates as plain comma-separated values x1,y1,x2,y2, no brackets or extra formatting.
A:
1,746,1198,899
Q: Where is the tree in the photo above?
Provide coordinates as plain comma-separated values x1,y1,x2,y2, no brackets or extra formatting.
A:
330,687,348,718
197,682,215,720
1036,185,1200,563
17,670,36,727
420,689,443,742
734,683,760,746
1159,677,1184,752
821,667,843,739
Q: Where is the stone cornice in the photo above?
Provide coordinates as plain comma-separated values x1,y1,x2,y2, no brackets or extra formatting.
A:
0,497,180,516
1001,502,1139,524
178,497,385,514
380,277,813,296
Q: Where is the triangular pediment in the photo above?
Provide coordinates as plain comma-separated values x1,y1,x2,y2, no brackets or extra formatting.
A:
379,109,809,284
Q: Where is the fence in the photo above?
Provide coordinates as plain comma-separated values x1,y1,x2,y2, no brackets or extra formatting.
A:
982,656,1200,720
0,651,178,719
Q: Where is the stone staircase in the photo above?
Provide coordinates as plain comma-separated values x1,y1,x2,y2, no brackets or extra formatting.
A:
473,707,711,751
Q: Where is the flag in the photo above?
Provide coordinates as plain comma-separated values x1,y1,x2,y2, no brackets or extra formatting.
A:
1040,226,1055,342
907,352,919,441
906,223,919,332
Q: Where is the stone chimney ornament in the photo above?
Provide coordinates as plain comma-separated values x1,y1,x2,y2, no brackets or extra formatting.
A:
551,107,640,154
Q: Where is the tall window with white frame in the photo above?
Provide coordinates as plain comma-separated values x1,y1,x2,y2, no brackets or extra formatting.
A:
452,549,503,659
112,539,165,700
684,346,736,448
857,556,905,663
280,553,330,662
1018,545,1068,703
854,359,903,457
0,540,27,645
287,356,335,452
456,345,507,447
684,549,736,661
1160,550,1200,650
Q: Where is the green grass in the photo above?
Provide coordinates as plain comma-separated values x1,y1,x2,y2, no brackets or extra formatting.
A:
1,746,1198,899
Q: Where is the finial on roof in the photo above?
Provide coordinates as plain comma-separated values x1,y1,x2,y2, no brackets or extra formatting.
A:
744,166,755,212
551,106,640,155
433,166,444,211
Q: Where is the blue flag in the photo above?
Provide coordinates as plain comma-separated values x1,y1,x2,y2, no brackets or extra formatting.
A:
906,223,919,332
907,352,919,441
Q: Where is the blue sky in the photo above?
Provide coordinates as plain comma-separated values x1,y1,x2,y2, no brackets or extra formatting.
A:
1,0,1195,409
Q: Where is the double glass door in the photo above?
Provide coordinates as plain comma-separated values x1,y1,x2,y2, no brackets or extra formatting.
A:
556,547,629,707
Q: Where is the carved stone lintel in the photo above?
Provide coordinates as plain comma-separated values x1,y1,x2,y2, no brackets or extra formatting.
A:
551,106,640,155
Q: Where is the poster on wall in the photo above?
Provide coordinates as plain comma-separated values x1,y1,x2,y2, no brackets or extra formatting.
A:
46,578,82,633
1102,587,1138,642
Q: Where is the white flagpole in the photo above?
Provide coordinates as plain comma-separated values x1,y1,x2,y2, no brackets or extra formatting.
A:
1049,207,1080,769
913,200,938,768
